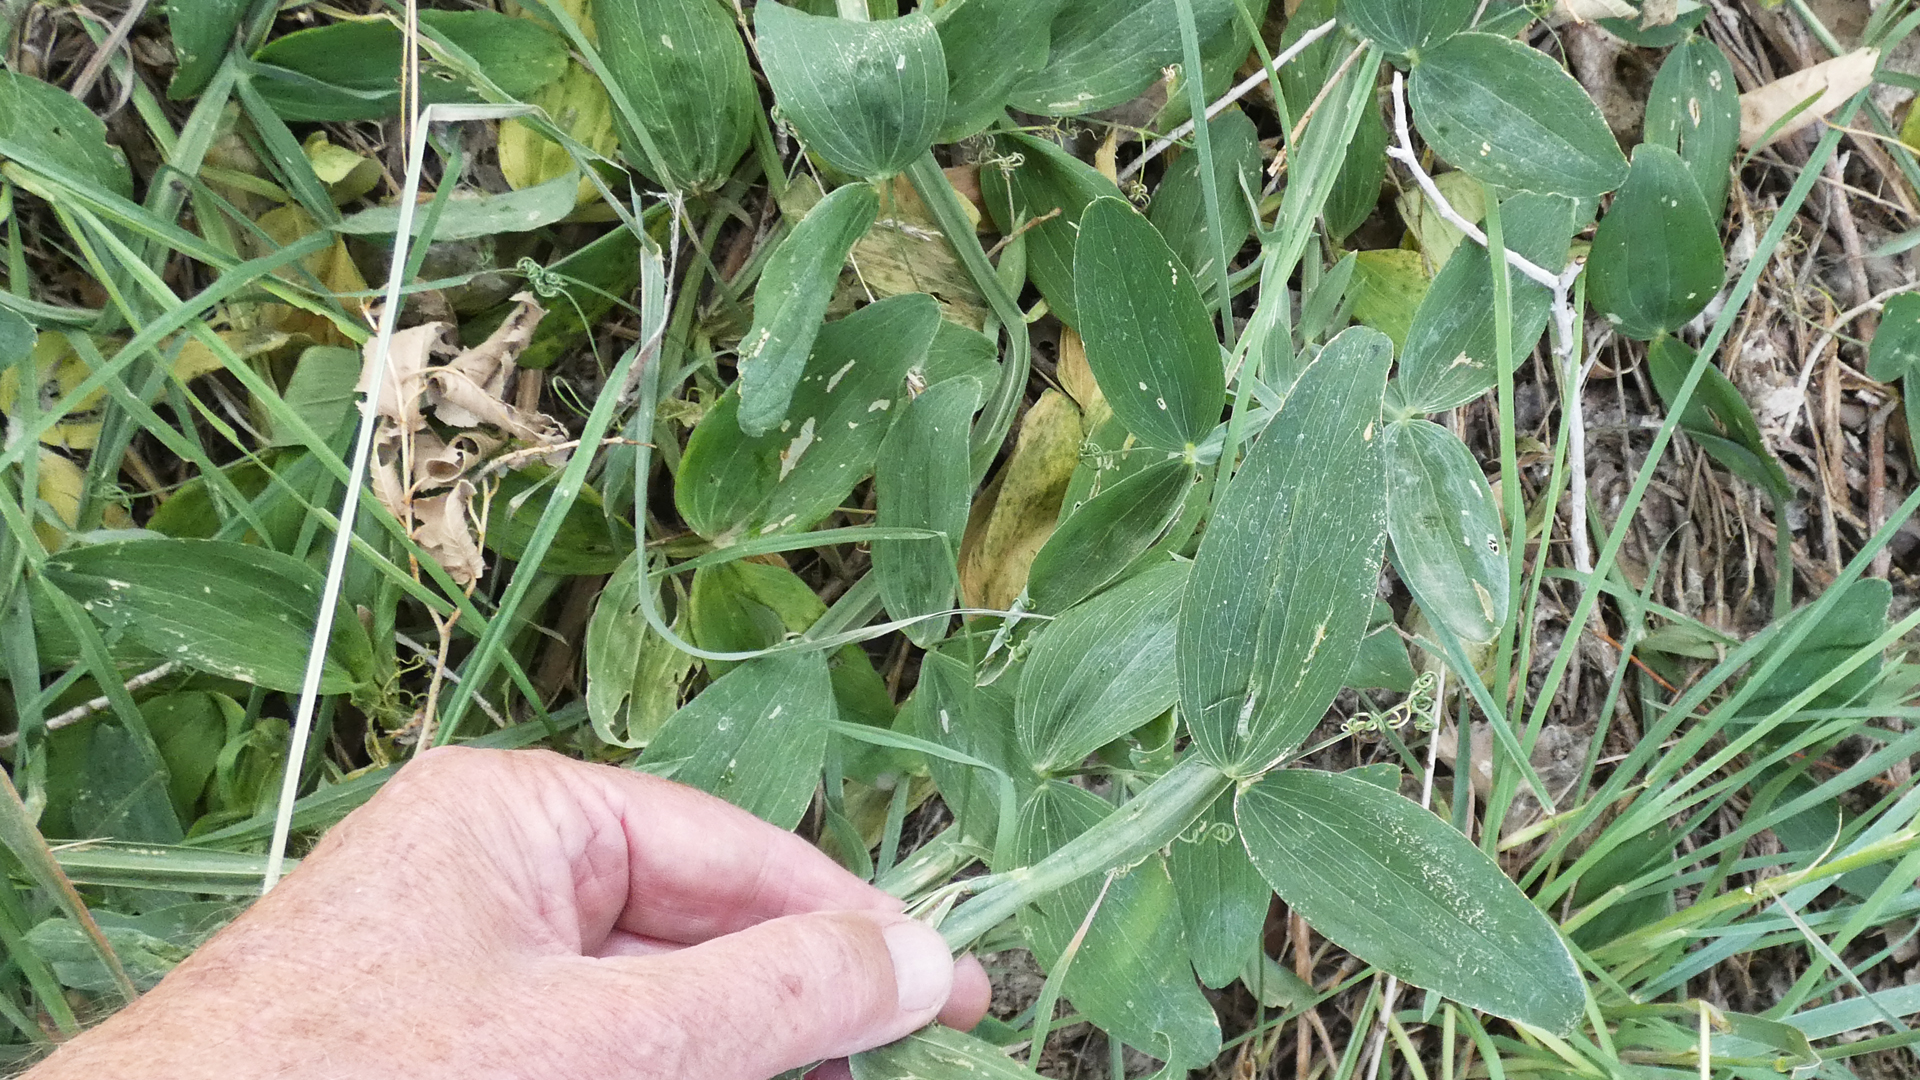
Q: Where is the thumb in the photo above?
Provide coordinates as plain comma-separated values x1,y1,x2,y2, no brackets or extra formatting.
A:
569,910,955,1079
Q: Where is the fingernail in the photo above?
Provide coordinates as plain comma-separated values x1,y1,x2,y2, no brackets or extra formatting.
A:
882,920,952,1014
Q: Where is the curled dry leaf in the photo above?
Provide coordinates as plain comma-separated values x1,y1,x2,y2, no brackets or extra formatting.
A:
1739,48,1879,148
1553,0,1637,22
411,480,488,587
355,294,564,585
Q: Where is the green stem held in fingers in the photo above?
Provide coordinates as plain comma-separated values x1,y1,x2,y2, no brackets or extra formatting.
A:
936,755,1231,951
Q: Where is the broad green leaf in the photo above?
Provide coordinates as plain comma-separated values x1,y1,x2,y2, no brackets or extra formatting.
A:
0,307,35,366
268,347,359,448
1597,6,1709,48
874,378,982,647
144,693,243,825
1341,0,1473,55
586,553,694,748
1148,110,1262,300
921,319,1002,389
597,0,756,192
1348,601,1416,693
1236,768,1584,1033
686,560,896,733
680,293,939,540
1738,578,1890,722
332,169,580,241
1350,249,1429,352
755,2,947,180
1588,144,1724,341
1409,32,1627,198
853,1024,1034,1080
1180,327,1391,775
1074,197,1226,451
932,0,1068,141
1170,792,1270,988
1028,458,1194,615
735,183,881,436
0,71,134,200
979,132,1118,327
1393,192,1578,413
1868,292,1920,383
903,648,1024,846
1016,561,1188,774
167,0,250,99
1645,37,1740,220
637,651,833,830
1325,94,1390,243
247,11,568,122
66,723,183,845
1646,336,1788,498
41,538,371,694
1013,782,1221,1068
1384,420,1506,645
29,903,233,993
485,467,635,576
1006,0,1234,116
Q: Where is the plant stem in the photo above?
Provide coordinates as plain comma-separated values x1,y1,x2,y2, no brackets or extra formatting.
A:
937,755,1231,951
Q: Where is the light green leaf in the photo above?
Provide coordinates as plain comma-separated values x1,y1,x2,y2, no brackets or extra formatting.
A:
597,0,756,192
1737,578,1889,721
586,553,694,748
852,1024,1034,1080
1074,197,1226,451
167,0,250,99
736,183,881,436
1016,561,1188,774
247,11,567,122
902,649,1024,847
0,307,35,366
637,651,833,830
931,0,1068,141
1645,36,1740,220
1392,192,1578,413
1179,327,1391,775
1028,457,1194,615
1013,781,1222,1068
1409,32,1628,198
41,538,371,694
1149,110,1262,299
1350,249,1429,353
1646,336,1788,498
1348,601,1416,693
268,346,359,448
1236,768,1584,1033
679,293,940,540
1006,0,1234,116
332,169,580,241
1385,420,1507,645
485,467,635,576
0,70,134,200
755,2,947,180
1868,292,1920,383
1169,792,1270,988
29,903,232,993
1588,144,1724,341
875,378,982,647
978,132,1118,327
1341,0,1473,55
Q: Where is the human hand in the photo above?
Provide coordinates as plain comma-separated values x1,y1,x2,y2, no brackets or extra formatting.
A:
26,746,991,1079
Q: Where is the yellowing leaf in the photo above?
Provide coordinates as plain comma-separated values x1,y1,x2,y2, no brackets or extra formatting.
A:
1739,48,1879,148
499,61,618,204
300,132,380,204
845,175,989,330
254,205,370,347
0,333,108,451
959,388,1083,611
1394,170,1485,271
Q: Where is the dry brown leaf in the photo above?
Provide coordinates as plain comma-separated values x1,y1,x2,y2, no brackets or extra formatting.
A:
1055,328,1111,429
369,428,411,524
357,323,451,432
844,176,989,330
1739,48,1880,148
412,479,487,587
